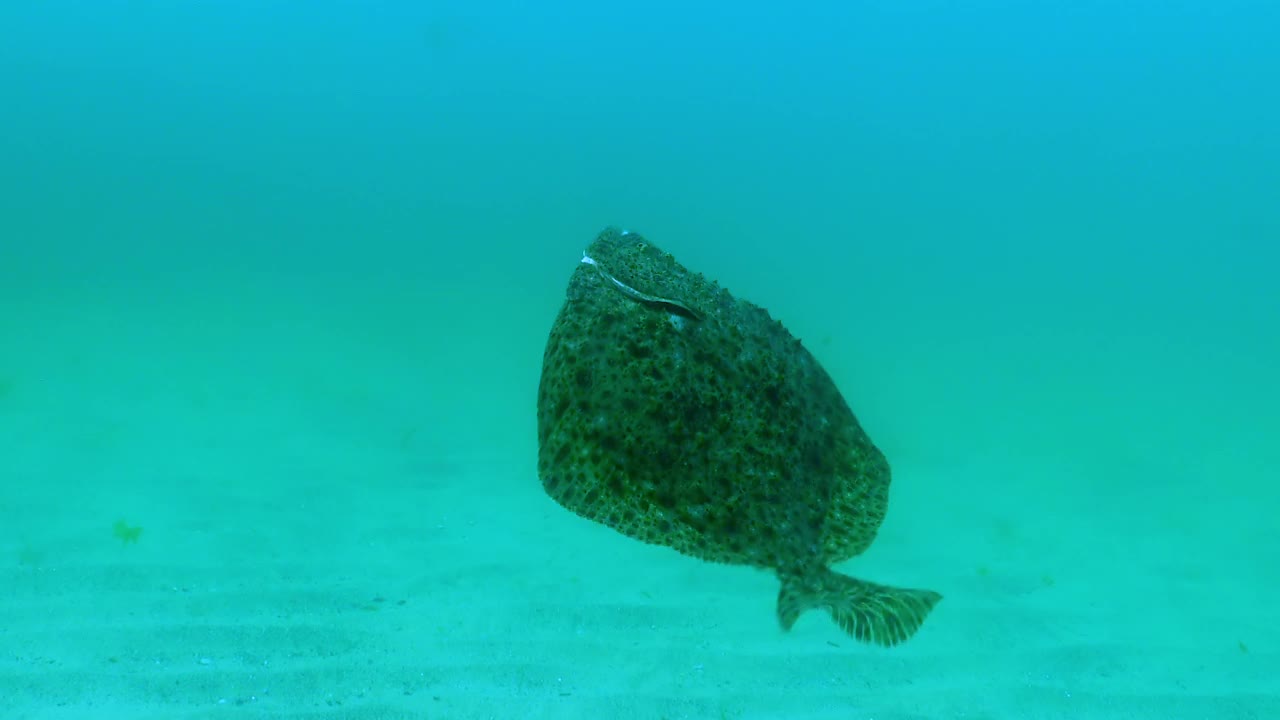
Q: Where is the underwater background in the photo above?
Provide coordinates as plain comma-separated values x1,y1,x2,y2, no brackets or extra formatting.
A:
1,1,1276,718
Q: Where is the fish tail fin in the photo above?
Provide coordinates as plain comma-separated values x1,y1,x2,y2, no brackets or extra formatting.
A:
777,566,941,647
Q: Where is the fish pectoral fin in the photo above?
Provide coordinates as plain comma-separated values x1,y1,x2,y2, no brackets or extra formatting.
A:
777,567,941,647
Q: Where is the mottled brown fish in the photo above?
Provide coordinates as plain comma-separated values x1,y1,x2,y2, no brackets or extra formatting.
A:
537,228,940,646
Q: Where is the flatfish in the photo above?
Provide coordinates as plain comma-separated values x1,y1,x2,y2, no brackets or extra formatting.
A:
536,228,940,646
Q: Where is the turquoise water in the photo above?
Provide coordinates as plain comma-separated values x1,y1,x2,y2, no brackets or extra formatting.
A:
2,2,1276,718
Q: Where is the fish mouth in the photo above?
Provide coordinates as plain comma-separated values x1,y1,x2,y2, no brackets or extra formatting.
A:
580,250,702,321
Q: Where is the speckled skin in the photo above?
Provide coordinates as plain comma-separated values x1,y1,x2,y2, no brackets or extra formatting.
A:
537,228,940,646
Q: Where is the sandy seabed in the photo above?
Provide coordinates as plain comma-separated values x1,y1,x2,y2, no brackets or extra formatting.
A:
1,291,1275,720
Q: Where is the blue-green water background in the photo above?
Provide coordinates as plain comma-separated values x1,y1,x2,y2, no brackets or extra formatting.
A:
2,1,1277,718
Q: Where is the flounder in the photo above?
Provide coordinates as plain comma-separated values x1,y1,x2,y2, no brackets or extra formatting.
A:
536,228,940,646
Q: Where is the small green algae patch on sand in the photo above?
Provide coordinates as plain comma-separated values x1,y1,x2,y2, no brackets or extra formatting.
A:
17,543,43,566
112,520,143,544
